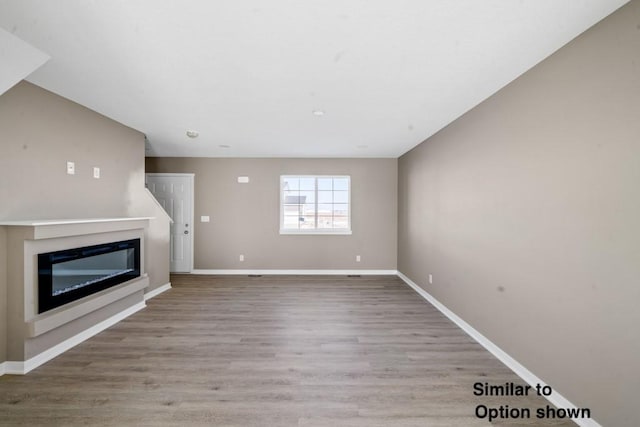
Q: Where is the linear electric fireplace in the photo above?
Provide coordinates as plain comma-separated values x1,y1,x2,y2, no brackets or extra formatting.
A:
38,239,141,314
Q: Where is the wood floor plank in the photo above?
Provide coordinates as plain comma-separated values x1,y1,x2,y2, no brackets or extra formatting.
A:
0,274,576,426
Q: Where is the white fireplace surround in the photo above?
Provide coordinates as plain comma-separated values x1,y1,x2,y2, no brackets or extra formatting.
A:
0,217,152,374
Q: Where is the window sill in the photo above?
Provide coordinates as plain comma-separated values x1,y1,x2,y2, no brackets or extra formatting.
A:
280,229,352,235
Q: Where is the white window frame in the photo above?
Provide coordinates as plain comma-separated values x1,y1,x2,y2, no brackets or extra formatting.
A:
279,175,352,235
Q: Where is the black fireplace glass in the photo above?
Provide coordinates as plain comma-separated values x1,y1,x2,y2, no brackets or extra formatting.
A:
38,239,141,313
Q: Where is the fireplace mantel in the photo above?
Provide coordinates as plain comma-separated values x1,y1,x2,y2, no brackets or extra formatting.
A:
0,217,152,226
1,217,151,374
0,217,152,239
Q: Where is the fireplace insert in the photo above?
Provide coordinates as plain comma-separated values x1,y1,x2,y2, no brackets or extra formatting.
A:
38,239,141,313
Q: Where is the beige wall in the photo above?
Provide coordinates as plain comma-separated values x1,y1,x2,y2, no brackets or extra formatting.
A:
0,81,170,364
134,191,171,291
146,157,397,270
398,2,640,426
0,228,6,364
1,82,136,219
0,81,168,219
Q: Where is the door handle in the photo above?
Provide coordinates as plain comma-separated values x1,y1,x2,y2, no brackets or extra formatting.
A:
184,230,189,235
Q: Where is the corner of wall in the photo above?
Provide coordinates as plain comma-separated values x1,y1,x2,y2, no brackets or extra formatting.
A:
129,188,171,293
0,226,7,364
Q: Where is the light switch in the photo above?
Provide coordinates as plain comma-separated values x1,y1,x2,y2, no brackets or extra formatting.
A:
237,176,250,183
93,167,100,179
200,216,210,222
66,161,75,175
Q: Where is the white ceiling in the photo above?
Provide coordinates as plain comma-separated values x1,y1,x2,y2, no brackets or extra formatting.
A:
0,0,628,158
0,27,49,96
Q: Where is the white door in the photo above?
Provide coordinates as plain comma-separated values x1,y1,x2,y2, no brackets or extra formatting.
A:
145,173,194,273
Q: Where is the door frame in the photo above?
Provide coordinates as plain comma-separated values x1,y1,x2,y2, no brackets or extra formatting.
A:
145,172,195,273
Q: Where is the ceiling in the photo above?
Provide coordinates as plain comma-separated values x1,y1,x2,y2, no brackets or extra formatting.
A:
0,0,628,158
0,27,49,96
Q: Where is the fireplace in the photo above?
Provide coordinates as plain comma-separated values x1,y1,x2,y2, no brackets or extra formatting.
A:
38,239,141,314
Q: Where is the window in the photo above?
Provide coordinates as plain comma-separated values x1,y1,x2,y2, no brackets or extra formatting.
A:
280,175,351,234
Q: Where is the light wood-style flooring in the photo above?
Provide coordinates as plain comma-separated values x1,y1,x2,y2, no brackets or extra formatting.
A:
0,275,575,426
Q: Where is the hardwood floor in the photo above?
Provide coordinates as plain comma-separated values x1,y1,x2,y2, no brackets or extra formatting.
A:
0,275,576,426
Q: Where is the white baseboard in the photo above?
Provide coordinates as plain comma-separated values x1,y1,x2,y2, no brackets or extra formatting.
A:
144,282,172,300
4,360,24,375
396,271,601,427
2,301,146,376
191,269,398,275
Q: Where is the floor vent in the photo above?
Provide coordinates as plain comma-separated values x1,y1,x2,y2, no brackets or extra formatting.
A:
347,275,362,278
248,274,263,277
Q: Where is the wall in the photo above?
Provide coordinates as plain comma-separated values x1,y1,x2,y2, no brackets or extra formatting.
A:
0,81,170,365
131,193,171,293
398,2,640,426
0,228,6,365
146,157,397,270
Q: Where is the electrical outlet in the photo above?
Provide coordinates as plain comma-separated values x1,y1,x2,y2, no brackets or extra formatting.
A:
93,167,100,179
429,274,433,284
239,254,244,262
356,255,361,262
200,216,210,222
66,161,75,175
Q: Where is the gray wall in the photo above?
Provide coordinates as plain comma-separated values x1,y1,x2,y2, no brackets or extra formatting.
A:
0,81,170,364
146,157,397,270
398,2,640,426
